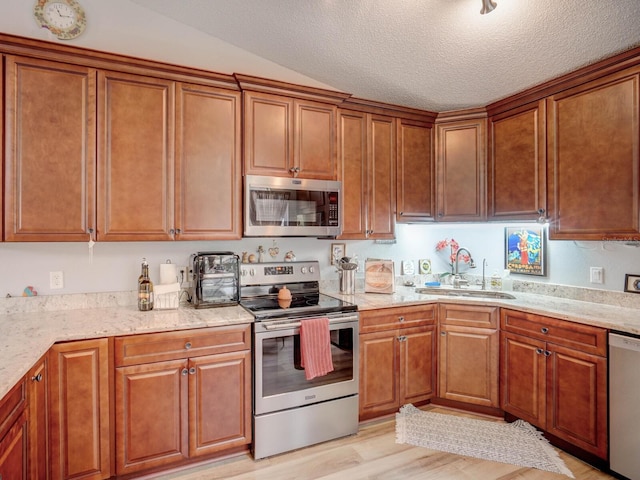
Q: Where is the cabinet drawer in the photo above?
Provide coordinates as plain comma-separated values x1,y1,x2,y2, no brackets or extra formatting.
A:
439,303,498,328
115,325,251,366
360,305,436,333
0,380,26,439
501,309,606,356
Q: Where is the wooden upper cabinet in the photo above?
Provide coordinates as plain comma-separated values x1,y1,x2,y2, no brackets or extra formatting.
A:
435,112,487,221
175,83,242,239
396,119,434,222
338,110,395,239
488,100,546,221
547,66,640,239
4,55,96,241
243,91,293,176
243,90,338,179
338,110,367,238
0,56,3,243
97,70,175,241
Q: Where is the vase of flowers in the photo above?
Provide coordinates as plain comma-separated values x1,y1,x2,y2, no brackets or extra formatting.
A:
435,238,471,282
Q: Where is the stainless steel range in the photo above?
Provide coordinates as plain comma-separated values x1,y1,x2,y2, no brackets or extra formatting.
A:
240,261,359,459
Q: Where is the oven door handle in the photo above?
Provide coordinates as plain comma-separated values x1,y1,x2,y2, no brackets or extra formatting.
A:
261,314,359,331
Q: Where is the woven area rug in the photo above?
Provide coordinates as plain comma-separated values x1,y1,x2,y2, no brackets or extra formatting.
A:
396,404,574,478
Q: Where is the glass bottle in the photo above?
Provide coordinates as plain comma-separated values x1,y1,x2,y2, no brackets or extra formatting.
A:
138,258,154,311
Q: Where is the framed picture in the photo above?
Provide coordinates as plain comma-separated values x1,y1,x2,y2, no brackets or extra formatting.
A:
331,243,345,265
624,274,640,294
505,226,546,276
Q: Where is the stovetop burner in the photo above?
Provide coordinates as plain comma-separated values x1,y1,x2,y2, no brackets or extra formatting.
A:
241,292,357,321
239,260,357,321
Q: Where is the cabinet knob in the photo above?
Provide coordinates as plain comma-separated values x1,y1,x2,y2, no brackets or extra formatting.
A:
185,342,192,350
175,228,181,234
536,348,544,355
181,368,189,376
544,350,552,357
441,331,447,336
398,316,405,323
397,335,407,342
169,228,175,235
399,212,404,216
189,367,196,375
31,373,43,382
540,327,549,334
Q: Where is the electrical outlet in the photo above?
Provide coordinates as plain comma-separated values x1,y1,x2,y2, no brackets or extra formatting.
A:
590,266,604,284
50,271,64,289
178,266,192,288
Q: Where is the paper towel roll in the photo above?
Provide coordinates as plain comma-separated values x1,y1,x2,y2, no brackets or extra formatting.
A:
159,262,178,285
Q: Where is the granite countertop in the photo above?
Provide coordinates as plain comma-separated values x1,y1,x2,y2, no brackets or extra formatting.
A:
327,286,640,334
2,286,640,401
0,302,254,400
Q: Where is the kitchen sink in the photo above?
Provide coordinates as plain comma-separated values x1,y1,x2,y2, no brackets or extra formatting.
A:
415,287,516,299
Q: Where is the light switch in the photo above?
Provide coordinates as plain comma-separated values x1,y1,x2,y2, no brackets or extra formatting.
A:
590,267,604,284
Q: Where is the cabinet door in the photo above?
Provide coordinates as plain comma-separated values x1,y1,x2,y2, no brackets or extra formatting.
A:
175,83,242,240
439,325,499,407
500,331,546,428
295,100,337,179
243,91,293,176
546,343,608,459
49,339,111,480
400,326,436,404
369,115,396,238
115,359,188,476
435,117,486,221
28,357,49,480
97,71,175,241
547,67,640,239
0,410,27,480
4,55,96,241
396,120,434,222
338,110,367,239
188,351,251,457
488,100,546,221
359,330,399,419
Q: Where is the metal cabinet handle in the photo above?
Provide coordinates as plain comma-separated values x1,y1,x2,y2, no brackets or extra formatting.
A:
540,327,549,334
31,373,43,382
181,368,189,376
189,367,196,375
185,342,192,350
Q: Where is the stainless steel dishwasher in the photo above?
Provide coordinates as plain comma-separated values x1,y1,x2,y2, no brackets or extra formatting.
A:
609,331,640,480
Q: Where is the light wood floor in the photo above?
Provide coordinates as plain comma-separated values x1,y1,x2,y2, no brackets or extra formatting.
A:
144,406,614,480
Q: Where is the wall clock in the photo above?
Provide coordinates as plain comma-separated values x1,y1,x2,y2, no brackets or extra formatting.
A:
34,0,86,40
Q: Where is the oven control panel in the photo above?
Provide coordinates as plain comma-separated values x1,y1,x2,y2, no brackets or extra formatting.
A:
240,261,319,286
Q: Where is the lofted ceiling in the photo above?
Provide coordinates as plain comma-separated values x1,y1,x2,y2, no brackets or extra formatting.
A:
130,0,640,112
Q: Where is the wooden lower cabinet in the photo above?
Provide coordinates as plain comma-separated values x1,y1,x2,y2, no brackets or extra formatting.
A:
501,309,608,459
48,338,111,480
0,380,28,480
359,306,436,420
114,326,252,476
27,356,49,480
437,304,499,408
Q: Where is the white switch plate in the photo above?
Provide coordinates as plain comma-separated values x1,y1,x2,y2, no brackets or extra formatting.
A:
590,267,604,284
50,271,64,289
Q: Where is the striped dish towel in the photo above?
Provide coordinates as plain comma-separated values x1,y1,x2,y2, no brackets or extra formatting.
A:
300,317,334,380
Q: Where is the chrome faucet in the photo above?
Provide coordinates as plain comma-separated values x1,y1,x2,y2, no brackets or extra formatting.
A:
453,247,476,288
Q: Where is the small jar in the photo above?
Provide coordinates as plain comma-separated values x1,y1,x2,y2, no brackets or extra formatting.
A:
490,271,502,291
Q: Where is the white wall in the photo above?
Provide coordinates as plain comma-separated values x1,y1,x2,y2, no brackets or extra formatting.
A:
0,1,639,297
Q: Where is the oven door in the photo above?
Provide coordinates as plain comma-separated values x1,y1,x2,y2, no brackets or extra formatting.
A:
253,315,359,415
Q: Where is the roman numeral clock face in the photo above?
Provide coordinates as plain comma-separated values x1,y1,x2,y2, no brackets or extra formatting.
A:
34,0,86,40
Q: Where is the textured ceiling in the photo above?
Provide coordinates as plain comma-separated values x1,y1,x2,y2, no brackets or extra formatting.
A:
130,0,640,111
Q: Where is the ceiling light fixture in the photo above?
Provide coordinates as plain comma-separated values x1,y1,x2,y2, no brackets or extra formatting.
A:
480,0,497,14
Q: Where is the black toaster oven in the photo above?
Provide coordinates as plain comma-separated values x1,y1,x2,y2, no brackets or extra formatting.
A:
191,252,240,308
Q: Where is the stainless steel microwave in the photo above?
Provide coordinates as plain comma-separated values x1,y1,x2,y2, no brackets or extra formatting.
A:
244,175,342,237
